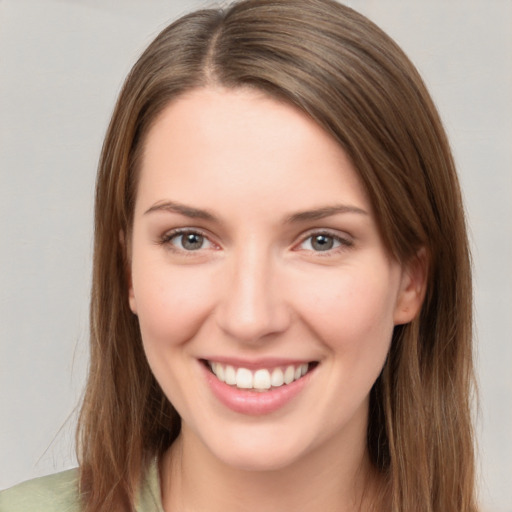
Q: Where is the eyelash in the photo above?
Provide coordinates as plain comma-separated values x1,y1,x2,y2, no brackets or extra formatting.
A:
296,230,353,255
158,228,353,255
159,228,216,253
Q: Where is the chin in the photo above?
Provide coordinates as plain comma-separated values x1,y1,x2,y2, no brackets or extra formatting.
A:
197,424,317,473
215,445,305,473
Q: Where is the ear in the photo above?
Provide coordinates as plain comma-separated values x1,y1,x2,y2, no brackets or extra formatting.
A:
119,230,138,315
393,247,428,325
128,278,137,315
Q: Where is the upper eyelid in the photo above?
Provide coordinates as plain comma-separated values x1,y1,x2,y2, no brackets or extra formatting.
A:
162,226,213,240
160,227,219,249
296,228,353,243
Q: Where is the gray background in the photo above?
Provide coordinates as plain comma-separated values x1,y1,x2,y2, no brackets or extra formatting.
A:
1,1,511,510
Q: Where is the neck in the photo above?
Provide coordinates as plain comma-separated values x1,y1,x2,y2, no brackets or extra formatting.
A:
160,425,381,512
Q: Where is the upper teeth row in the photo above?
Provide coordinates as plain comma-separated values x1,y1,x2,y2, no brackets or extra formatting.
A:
209,362,309,391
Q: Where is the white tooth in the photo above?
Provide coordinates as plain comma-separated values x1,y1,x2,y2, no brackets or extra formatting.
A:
253,369,271,390
271,368,284,387
215,363,225,382
284,365,295,385
300,363,308,376
236,368,253,389
225,365,236,385
294,366,302,380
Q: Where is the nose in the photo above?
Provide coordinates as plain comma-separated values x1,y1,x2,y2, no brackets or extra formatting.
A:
215,245,291,344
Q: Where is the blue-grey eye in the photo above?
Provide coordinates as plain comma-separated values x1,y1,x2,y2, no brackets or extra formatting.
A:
171,232,211,251
300,234,342,252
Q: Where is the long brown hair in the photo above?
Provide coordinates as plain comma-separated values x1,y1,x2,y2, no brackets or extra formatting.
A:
77,1,478,510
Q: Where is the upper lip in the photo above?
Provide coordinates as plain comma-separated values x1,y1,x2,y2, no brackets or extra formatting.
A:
200,357,317,370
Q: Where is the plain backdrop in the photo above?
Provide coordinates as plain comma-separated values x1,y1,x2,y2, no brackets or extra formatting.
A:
1,1,511,511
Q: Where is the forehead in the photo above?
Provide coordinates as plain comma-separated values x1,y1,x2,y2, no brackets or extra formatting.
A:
136,86,371,217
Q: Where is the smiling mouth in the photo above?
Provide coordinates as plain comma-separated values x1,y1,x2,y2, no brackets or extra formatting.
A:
202,360,318,392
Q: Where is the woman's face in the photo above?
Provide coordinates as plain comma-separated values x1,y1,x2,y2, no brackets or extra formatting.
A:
128,87,422,471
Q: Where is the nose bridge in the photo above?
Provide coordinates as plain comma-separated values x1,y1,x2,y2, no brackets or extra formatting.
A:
216,240,289,343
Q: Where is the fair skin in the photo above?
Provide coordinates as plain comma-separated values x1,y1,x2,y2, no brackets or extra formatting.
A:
128,87,425,512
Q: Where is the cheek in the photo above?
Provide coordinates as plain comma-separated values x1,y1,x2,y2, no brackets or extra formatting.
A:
130,261,218,413
131,260,217,348
293,265,398,355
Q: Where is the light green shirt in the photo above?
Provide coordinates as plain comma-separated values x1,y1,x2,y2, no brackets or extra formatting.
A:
0,460,164,511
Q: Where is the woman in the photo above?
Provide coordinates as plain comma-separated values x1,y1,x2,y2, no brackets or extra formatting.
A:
0,0,478,511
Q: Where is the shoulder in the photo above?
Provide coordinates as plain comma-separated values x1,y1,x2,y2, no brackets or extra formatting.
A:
0,469,80,512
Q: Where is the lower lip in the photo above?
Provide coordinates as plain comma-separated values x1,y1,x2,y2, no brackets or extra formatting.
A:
202,363,313,416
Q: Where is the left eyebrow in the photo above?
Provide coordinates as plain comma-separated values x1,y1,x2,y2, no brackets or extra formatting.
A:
285,204,368,223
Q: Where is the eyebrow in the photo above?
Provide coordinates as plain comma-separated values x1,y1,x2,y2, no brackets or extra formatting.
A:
285,204,368,223
144,200,367,223
144,200,217,221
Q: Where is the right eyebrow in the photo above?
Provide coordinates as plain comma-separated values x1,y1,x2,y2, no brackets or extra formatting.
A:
144,200,217,221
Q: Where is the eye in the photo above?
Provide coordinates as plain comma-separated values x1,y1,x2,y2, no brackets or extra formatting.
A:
298,232,351,252
165,230,214,251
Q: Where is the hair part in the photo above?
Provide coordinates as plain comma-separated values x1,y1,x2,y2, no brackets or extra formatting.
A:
77,1,477,510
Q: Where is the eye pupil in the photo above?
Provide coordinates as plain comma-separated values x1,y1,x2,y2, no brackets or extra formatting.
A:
311,234,334,251
182,233,204,250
